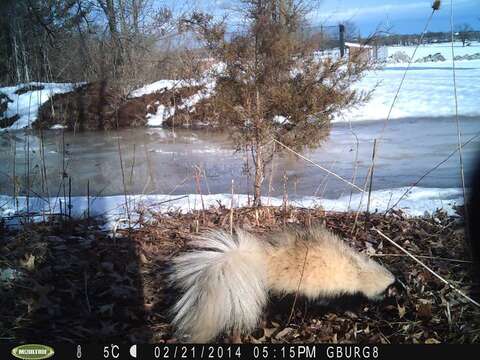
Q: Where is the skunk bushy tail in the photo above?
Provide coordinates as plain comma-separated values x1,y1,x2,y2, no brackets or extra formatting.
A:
170,229,268,343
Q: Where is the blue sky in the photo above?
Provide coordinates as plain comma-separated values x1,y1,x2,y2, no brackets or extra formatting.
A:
176,0,479,35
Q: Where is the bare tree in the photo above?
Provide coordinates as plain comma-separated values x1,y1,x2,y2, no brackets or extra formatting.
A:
184,0,372,205
91,0,180,91
457,23,473,47
343,20,360,42
0,0,189,87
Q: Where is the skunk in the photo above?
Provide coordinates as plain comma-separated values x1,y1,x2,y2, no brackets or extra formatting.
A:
170,226,395,343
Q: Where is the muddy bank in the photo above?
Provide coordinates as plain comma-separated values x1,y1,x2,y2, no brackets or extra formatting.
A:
35,81,205,131
1,207,479,343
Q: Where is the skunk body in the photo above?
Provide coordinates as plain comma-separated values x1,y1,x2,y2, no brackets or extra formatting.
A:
170,227,395,343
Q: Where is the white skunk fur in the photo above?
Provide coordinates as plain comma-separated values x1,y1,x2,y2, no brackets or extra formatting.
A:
170,226,395,343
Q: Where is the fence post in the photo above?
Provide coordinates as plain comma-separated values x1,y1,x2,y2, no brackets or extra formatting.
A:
339,24,345,57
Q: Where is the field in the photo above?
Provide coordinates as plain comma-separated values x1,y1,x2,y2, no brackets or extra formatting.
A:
337,42,480,122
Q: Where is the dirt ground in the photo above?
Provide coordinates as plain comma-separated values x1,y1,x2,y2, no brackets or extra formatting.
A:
1,206,479,343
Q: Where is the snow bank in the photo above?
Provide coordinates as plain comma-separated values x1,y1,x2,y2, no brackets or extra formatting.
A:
318,187,463,215
335,42,480,122
0,82,79,131
387,42,480,63
0,186,463,229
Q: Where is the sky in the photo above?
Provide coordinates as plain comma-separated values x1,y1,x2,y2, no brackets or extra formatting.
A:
177,0,479,35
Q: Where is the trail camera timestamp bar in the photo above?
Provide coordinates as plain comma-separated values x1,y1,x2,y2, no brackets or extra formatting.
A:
4,344,480,360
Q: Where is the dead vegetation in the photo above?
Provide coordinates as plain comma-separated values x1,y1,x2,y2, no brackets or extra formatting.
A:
1,207,479,343
35,81,203,131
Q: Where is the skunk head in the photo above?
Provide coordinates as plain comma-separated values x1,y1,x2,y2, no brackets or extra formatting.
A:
354,255,396,300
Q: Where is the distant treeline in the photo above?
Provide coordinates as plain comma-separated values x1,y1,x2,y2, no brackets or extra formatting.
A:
374,30,480,47
0,0,203,92
1,0,478,90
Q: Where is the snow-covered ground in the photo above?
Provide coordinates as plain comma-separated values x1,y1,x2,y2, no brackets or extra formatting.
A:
0,82,79,131
0,186,463,228
387,41,480,62
336,42,480,122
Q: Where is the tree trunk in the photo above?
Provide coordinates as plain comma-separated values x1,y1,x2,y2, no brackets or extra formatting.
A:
99,0,123,74
132,0,140,34
253,145,264,207
11,24,22,83
104,0,119,40
18,22,29,83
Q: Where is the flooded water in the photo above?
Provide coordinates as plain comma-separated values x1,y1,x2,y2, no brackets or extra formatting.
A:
0,116,479,201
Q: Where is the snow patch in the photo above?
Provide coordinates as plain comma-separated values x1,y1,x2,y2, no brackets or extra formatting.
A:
273,115,290,125
0,268,22,283
129,80,194,98
0,82,80,132
0,187,463,229
145,80,216,127
146,105,174,127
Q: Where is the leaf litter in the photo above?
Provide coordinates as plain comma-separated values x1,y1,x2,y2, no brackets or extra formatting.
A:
1,206,479,343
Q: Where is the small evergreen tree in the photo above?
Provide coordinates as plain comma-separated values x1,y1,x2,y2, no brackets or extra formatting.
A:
184,0,372,205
